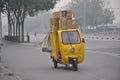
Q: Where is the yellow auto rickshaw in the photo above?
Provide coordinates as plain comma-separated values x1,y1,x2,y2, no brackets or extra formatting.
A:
49,29,85,71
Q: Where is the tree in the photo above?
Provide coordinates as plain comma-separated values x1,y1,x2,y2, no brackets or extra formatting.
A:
0,0,6,12
0,12,2,37
66,0,115,30
0,0,5,37
3,0,59,41
103,8,115,24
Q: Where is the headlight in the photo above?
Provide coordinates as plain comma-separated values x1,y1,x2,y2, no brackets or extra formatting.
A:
70,48,75,53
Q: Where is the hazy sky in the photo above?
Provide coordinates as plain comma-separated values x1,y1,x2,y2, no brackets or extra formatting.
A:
55,0,120,23
107,0,120,8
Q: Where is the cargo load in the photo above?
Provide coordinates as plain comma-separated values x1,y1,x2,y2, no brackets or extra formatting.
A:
50,10,78,31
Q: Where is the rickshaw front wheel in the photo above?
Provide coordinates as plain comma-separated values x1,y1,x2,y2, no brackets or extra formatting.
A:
72,59,78,71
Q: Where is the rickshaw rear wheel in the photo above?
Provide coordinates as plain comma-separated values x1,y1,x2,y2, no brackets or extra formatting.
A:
53,59,58,68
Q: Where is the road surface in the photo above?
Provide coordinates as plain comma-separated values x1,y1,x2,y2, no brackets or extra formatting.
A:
0,40,120,80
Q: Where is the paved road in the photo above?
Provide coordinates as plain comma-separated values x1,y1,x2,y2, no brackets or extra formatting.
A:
85,40,120,55
0,40,120,80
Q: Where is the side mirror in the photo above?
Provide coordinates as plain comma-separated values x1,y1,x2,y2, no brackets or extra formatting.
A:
82,38,85,43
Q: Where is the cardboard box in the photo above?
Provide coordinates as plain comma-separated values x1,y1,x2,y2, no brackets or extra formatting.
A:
59,18,67,29
53,10,73,18
67,20,78,29
60,10,73,18
53,11,60,18
59,18,78,29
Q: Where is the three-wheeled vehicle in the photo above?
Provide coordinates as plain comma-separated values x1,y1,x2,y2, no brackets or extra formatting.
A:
49,29,85,71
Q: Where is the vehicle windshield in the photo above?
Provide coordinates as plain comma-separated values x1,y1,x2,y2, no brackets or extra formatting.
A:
62,31,80,44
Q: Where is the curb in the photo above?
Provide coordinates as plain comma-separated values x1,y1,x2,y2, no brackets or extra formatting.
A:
0,64,22,80
19,42,41,48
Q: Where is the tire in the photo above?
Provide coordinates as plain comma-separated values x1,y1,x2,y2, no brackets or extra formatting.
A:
72,60,78,71
53,59,58,68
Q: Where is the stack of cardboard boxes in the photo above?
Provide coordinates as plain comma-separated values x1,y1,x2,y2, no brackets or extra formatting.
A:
50,10,78,32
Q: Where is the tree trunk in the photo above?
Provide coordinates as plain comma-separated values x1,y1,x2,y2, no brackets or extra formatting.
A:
16,22,18,36
13,16,15,36
21,11,25,42
11,14,15,36
18,22,21,41
21,23,24,42
7,11,11,36
0,12,2,37
14,12,18,36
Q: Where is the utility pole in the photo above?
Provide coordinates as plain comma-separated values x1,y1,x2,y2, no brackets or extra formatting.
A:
0,12,2,37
